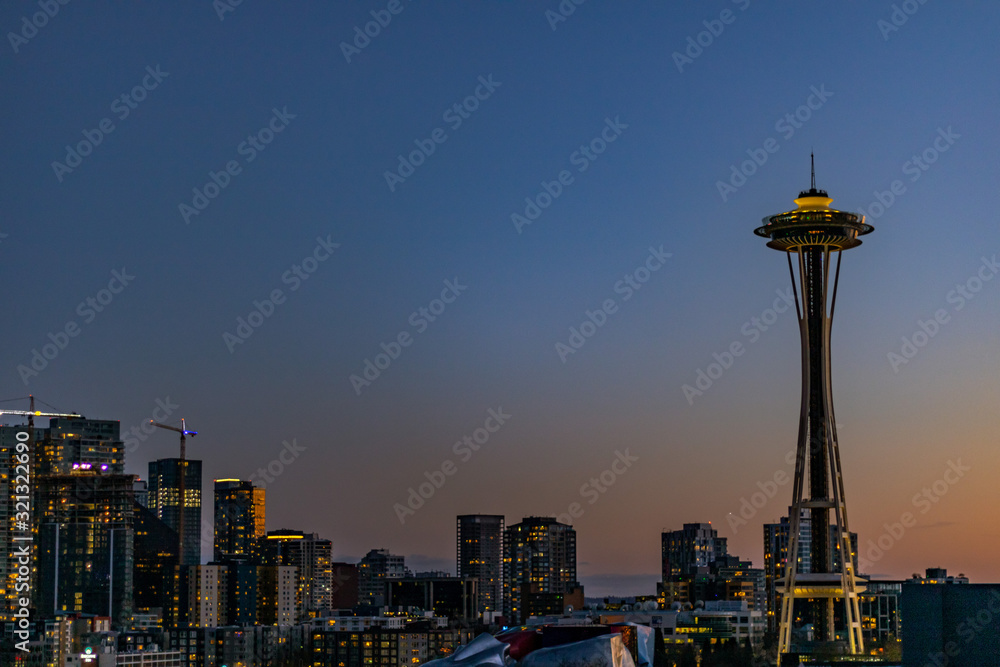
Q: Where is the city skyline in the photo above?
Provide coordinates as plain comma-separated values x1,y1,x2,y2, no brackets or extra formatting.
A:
0,413,981,663
3,2,999,601
1,412,979,606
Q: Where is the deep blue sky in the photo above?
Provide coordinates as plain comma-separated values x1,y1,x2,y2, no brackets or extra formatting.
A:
3,2,999,596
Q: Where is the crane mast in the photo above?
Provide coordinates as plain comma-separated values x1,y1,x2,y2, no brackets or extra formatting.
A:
150,419,197,565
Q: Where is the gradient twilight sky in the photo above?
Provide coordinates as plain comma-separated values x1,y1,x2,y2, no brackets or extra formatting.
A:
3,2,999,597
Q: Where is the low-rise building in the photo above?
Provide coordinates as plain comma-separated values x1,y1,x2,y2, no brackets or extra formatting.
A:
860,579,902,643
166,625,302,667
901,580,999,667
385,574,480,622
675,601,765,646
310,627,473,667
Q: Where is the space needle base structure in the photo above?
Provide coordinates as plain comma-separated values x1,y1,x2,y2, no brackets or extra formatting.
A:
754,160,872,663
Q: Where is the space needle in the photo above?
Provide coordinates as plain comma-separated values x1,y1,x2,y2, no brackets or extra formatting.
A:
753,157,872,662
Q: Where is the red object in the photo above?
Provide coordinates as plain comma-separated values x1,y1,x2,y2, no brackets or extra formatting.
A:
495,628,543,661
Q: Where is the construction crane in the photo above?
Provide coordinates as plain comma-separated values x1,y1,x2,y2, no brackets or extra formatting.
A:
0,394,83,447
0,395,83,423
150,418,197,566
0,407,83,419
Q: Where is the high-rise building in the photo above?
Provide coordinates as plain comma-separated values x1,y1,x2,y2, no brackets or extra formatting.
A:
35,470,137,627
330,562,360,609
713,555,766,612
3,416,145,628
263,530,332,619
163,565,189,628
763,510,811,633
0,424,41,622
503,517,581,623
189,557,269,626
257,564,298,625
763,509,858,634
0,413,114,623
358,548,407,607
148,458,202,566
753,164,871,658
5,417,135,627
213,478,266,563
36,418,124,475
457,514,504,615
656,550,764,614
187,564,227,627
25,418,134,626
661,523,728,579
218,558,258,626
133,500,179,614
